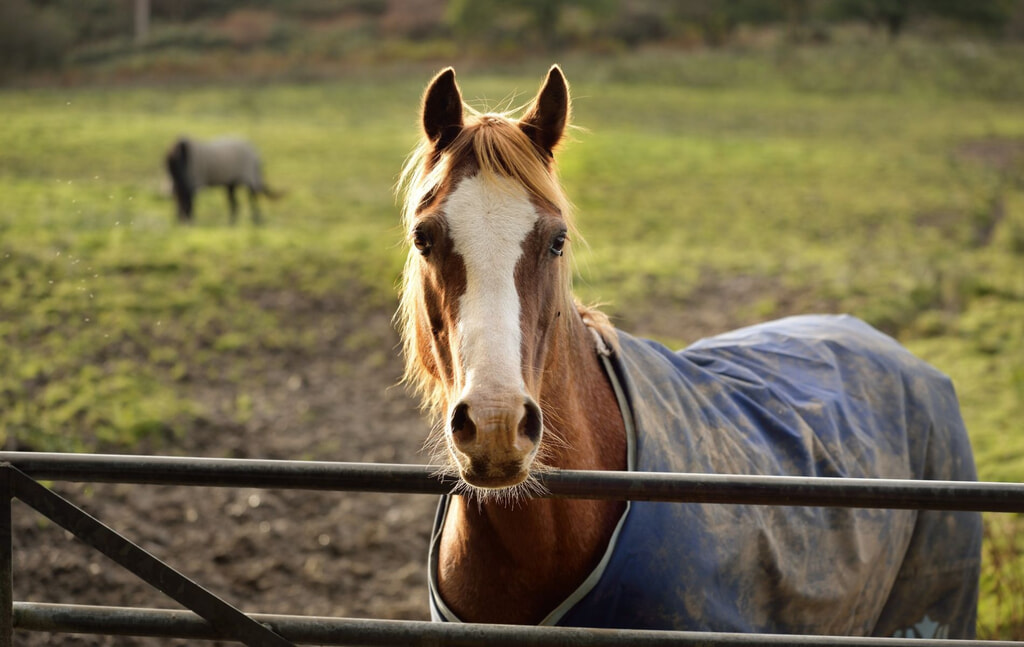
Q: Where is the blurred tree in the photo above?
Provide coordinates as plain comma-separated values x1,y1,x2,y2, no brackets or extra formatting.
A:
446,0,792,51
32,0,132,44
669,0,739,46
134,0,149,45
830,0,1017,39
656,1,787,46
446,0,573,52
606,0,672,47
0,0,73,71
928,0,1019,35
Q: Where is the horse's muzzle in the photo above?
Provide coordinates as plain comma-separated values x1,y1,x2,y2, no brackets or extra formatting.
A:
448,394,542,488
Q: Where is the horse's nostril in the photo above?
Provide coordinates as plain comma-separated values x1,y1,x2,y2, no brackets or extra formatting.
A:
519,399,542,445
450,402,475,444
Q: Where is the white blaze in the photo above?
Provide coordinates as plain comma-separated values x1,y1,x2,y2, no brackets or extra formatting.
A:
444,174,538,395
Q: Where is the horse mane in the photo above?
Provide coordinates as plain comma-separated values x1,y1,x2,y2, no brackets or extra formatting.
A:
396,106,616,424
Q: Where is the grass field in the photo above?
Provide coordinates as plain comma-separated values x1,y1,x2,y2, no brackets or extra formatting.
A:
1,39,1023,636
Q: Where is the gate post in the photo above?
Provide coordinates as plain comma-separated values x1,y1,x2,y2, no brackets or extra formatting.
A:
1,464,13,645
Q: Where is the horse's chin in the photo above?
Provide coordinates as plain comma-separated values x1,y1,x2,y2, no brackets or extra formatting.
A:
456,460,531,491
460,470,529,490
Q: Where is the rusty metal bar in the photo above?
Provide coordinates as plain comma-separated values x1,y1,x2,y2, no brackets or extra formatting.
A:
0,465,12,646
13,602,1024,647
0,452,450,494
2,452,1024,512
539,469,1024,512
8,466,295,647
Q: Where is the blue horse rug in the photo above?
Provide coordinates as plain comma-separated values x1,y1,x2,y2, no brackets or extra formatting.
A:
429,314,982,637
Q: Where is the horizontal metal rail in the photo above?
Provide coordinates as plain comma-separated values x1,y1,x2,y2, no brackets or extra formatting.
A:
3,451,1024,511
13,603,1024,647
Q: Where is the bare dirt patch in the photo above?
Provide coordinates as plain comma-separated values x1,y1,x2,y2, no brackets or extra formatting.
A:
956,137,1024,174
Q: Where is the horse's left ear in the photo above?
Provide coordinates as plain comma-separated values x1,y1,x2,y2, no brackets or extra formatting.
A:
520,65,570,158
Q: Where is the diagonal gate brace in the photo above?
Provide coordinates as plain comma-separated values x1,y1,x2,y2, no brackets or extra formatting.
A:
4,463,294,647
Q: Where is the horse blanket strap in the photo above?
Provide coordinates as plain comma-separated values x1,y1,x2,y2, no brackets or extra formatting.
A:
428,314,982,637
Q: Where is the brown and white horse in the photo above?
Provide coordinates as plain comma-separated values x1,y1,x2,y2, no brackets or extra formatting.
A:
397,65,626,624
396,66,981,634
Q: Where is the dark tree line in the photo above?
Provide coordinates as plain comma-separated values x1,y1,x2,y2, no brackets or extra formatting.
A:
2,0,1022,73
444,0,1023,51
832,0,1018,39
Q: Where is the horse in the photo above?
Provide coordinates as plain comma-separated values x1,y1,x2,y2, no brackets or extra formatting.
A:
165,135,281,224
397,66,982,637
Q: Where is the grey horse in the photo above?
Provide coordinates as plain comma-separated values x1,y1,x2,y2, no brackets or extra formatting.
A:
165,136,281,224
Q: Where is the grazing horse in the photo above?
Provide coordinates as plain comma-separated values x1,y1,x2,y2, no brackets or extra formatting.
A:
165,136,280,224
397,66,982,637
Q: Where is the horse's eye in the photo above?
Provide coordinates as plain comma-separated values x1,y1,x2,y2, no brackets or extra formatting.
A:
550,232,567,257
412,227,432,257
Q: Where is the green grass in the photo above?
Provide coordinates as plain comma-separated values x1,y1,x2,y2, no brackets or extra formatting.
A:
1,39,1023,636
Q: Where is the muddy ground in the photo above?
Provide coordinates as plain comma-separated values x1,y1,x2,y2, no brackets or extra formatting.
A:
10,273,818,646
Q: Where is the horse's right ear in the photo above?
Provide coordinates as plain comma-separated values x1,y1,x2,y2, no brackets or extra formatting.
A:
422,67,464,152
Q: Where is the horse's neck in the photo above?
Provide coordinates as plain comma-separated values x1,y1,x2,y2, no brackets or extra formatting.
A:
438,313,627,624
537,318,627,473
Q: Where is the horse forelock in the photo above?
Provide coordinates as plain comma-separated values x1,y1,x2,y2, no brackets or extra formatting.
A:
399,111,573,226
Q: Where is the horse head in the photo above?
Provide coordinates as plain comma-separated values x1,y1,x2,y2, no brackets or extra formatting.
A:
398,67,578,493
165,137,194,221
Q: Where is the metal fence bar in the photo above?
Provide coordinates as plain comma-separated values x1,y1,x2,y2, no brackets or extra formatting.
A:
0,452,449,494
3,452,1024,512
8,466,296,647
0,452,452,493
0,465,12,646
13,602,1024,647
540,470,1024,512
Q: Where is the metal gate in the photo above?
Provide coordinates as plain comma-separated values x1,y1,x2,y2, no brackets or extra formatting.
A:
3,451,1024,646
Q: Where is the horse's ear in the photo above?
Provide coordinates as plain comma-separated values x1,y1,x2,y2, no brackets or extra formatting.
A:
520,65,570,158
422,67,464,152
